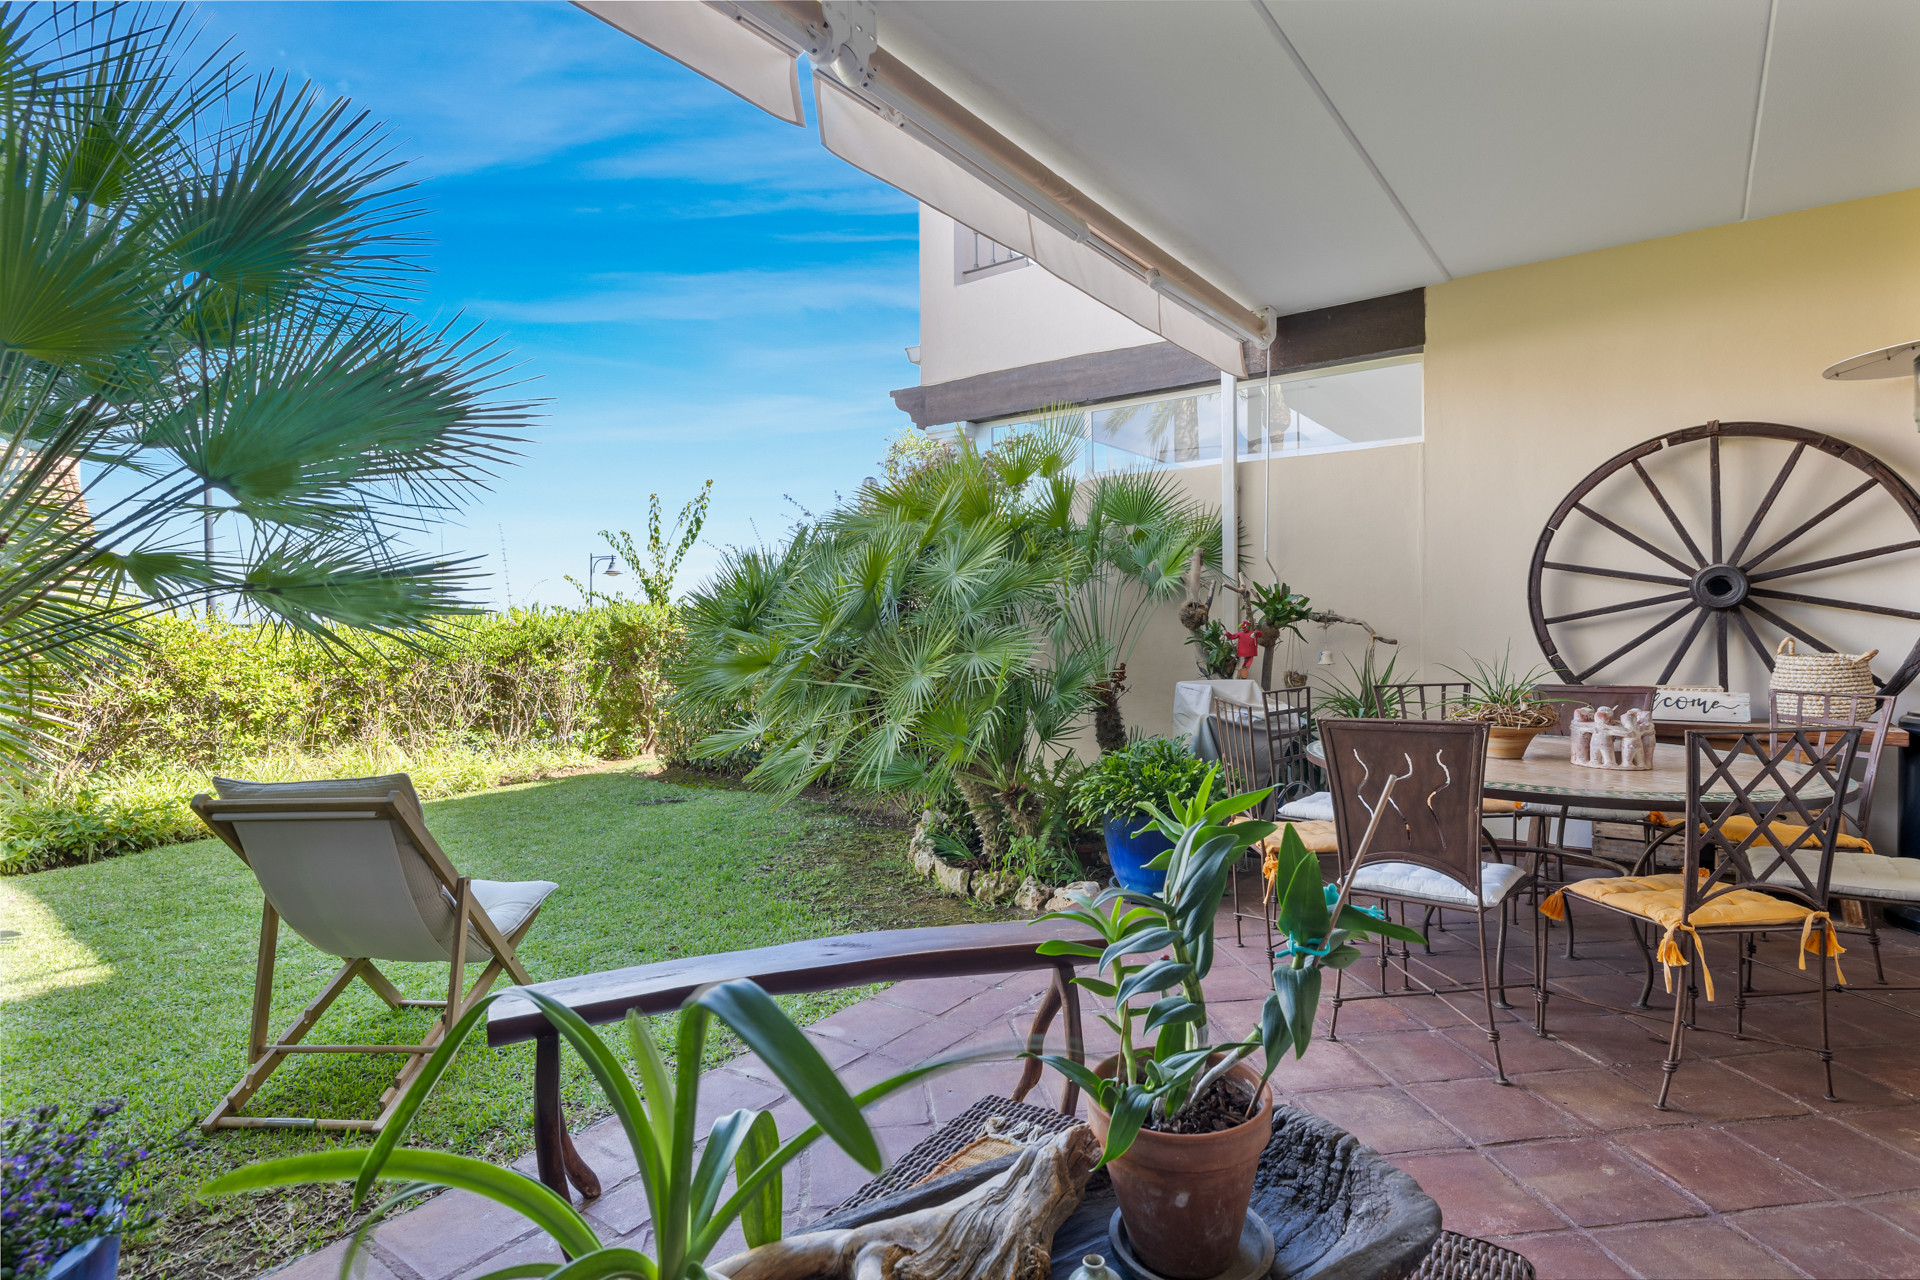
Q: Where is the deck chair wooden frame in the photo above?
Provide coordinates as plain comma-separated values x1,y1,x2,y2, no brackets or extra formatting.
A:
191,791,545,1133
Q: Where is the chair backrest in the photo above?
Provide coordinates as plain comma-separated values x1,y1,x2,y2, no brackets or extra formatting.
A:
1210,694,1277,820
1319,717,1489,893
1374,681,1469,722
1767,690,1896,838
1533,684,1657,736
1683,728,1862,917
1260,685,1316,801
195,775,464,963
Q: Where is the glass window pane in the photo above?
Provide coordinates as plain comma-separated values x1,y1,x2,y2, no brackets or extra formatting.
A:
1092,389,1219,472
1238,360,1422,457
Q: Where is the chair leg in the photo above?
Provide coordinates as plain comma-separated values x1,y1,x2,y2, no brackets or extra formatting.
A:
1492,904,1513,1010
204,956,364,1130
247,902,279,1065
1733,932,1749,1038
1327,963,1346,1042
1819,925,1837,1103
1630,922,1657,1010
1421,906,1435,953
1474,906,1509,1085
1866,903,1885,985
1655,937,1691,1110
1533,892,1550,1037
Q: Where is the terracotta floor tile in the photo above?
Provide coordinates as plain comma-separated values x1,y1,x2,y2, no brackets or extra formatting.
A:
1390,1150,1565,1238
942,981,1046,1030
1730,1115,1920,1197
809,998,936,1050
1861,1190,1920,1238
1732,1203,1920,1279
1519,1069,1683,1133
1320,995,1426,1035
1724,1049,1912,1111
1495,1230,1632,1279
1443,1024,1591,1075
1613,1059,1807,1124
268,1240,403,1280
1408,1078,1587,1146
455,1234,566,1279
1616,1127,1825,1212
1294,1087,1465,1156
1492,1139,1703,1228
1348,1030,1495,1084
867,1012,975,1067
876,975,991,1016
1539,1010,1679,1066
1589,1218,1800,1280
376,1189,544,1279
1268,1038,1388,1094
1837,1043,1920,1096
1841,1108,1920,1164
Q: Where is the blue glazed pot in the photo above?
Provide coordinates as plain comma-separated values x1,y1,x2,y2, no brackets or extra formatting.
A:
46,1231,120,1280
1103,815,1172,894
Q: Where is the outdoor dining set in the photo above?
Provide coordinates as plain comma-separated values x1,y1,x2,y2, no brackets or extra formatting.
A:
1205,678,1908,1111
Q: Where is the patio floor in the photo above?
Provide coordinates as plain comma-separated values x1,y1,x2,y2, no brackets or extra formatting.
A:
267,876,1920,1280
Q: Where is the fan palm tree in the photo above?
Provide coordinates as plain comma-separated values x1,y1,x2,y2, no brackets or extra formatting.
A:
0,4,533,771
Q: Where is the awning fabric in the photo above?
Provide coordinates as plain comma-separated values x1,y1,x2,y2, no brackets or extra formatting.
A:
579,1,804,126
814,76,1247,374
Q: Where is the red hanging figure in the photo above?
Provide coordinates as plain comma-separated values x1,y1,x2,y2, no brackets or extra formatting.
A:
1227,619,1261,680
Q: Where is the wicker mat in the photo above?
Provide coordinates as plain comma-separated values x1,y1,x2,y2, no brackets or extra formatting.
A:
827,1096,1534,1279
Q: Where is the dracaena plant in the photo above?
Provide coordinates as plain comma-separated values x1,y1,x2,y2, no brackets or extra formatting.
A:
205,981,975,1280
1032,769,1424,1165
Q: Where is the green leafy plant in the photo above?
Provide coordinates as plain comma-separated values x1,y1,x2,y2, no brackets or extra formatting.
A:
1247,582,1311,688
1314,648,1403,719
0,6,536,773
579,481,715,607
1444,645,1559,728
1033,771,1424,1163
1069,736,1215,829
205,981,978,1280
1184,619,1239,679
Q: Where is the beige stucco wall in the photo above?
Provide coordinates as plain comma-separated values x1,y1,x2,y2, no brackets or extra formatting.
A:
1105,188,1920,845
917,206,1161,386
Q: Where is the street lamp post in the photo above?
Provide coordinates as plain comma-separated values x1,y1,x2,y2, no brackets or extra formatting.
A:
587,553,620,597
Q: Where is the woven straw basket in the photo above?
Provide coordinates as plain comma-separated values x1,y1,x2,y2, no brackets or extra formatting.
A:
1771,638,1877,714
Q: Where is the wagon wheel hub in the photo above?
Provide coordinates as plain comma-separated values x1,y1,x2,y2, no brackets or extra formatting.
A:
1690,563,1749,610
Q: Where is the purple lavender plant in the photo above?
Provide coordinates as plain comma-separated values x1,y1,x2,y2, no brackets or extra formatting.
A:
1,1102,147,1280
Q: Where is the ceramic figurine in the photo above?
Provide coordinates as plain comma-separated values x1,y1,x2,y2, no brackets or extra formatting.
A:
1572,705,1653,770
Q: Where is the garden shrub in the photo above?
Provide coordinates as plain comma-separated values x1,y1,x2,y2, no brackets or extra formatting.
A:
4,605,703,874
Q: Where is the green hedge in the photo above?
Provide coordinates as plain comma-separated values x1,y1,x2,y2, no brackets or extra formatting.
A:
3,604,727,874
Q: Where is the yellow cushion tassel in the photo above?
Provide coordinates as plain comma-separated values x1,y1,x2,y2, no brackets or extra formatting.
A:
1654,922,1716,1002
1797,913,1846,985
1538,888,1567,921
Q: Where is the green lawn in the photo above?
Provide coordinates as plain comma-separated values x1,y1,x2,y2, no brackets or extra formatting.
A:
0,766,1005,1278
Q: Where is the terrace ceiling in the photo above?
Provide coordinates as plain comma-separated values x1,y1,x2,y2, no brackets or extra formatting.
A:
587,0,1920,370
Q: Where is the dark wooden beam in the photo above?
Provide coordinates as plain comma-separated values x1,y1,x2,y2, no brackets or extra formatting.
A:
891,288,1425,428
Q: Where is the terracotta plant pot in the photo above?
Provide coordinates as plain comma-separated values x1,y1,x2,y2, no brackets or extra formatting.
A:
1085,1055,1273,1279
1485,725,1550,759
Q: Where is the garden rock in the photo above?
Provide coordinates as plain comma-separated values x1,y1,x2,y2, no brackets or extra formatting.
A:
972,870,1020,905
1013,877,1054,912
1044,880,1103,911
932,858,972,897
909,812,940,878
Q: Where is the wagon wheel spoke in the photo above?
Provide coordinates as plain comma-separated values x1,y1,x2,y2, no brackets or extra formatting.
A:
1658,607,1713,684
1747,540,1920,584
1571,503,1695,574
1574,603,1696,682
1542,561,1690,587
1741,479,1879,571
1715,609,1729,692
1727,442,1804,564
1543,588,1693,626
1748,587,1920,623
1742,598,1845,659
1710,434,1724,564
1631,459,1707,565
1729,607,1773,671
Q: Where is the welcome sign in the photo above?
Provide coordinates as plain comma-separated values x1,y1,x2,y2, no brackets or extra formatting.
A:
1652,688,1752,722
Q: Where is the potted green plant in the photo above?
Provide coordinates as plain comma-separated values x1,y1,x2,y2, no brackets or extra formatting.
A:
1246,581,1312,688
206,982,979,1280
1070,737,1217,893
1034,772,1425,1279
2,1101,149,1280
1184,619,1240,678
1445,647,1561,759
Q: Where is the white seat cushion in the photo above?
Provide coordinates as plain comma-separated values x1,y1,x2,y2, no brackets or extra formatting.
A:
1520,802,1654,824
1349,860,1527,909
469,879,560,952
1278,791,1335,822
1765,851,1920,904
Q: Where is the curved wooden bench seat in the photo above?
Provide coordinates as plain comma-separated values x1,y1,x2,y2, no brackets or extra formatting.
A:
488,920,1106,1202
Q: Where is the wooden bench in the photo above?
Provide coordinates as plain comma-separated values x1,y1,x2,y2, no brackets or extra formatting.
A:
486,920,1104,1202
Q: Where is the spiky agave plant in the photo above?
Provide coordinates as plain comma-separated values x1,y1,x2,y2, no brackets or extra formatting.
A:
0,3,534,772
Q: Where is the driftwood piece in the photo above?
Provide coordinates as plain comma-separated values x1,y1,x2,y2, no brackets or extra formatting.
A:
712,1125,1101,1280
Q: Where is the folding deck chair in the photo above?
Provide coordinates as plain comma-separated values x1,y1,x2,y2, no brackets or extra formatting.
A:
191,774,557,1133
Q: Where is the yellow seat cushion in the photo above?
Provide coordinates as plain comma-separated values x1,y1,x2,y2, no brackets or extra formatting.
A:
1261,820,1339,857
1482,799,1522,815
1540,873,1843,999
1715,814,1874,855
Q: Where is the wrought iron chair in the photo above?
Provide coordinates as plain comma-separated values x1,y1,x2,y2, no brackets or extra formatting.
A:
1374,680,1469,722
1211,693,1303,951
1753,691,1901,982
1319,718,1537,1084
1535,727,1862,1106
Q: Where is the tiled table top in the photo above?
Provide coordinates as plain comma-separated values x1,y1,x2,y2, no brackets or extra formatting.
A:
266,884,1920,1280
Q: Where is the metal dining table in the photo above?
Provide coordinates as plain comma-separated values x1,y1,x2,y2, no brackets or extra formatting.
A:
1305,732,1831,817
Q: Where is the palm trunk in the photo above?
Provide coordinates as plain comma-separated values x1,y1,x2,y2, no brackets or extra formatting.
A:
1093,663,1128,753
955,773,1009,865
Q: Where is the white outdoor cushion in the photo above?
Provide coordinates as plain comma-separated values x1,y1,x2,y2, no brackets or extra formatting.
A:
1278,791,1335,822
1520,802,1651,824
1349,859,1527,909
471,878,560,944
1765,850,1920,904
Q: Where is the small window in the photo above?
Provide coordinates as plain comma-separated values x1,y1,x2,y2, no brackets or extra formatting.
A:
954,223,1027,283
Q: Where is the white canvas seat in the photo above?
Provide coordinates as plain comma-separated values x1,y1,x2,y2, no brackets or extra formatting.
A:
1350,860,1527,909
1765,850,1920,904
192,774,556,1133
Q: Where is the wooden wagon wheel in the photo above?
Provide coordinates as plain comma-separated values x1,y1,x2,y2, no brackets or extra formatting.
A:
1529,421,1920,697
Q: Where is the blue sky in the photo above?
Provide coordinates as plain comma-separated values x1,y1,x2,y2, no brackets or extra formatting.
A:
197,1,921,607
